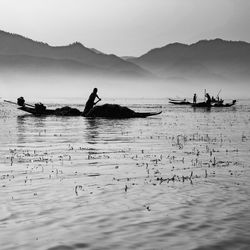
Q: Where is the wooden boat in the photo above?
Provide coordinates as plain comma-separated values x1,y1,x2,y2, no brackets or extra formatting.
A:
192,102,210,108
18,106,54,115
213,100,236,107
17,104,161,118
192,100,236,108
169,98,186,102
18,105,81,116
169,95,224,106
169,100,191,105
3,99,161,118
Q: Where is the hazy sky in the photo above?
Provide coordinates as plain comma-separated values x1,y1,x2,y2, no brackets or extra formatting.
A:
0,0,249,56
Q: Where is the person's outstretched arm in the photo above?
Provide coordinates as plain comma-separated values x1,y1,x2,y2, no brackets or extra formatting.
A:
96,94,101,101
94,98,101,105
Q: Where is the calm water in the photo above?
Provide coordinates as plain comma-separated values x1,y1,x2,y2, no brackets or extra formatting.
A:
0,99,250,250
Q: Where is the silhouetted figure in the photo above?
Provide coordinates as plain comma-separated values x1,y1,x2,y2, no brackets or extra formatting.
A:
193,93,197,104
205,93,211,106
17,97,25,106
35,103,47,113
83,88,101,116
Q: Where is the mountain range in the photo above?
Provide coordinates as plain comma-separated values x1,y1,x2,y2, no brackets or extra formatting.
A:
0,30,150,79
128,38,250,83
1,30,250,83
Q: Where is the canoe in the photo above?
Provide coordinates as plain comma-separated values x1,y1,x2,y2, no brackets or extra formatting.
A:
213,100,236,107
169,101,191,105
18,106,55,115
18,106,81,116
169,98,187,102
192,102,210,108
18,103,162,118
192,100,236,108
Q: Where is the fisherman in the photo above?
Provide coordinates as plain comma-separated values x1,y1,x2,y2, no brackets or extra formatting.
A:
17,96,25,106
83,88,101,116
193,93,197,104
205,93,211,106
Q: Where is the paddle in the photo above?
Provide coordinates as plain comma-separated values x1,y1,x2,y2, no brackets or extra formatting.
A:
4,99,35,108
216,89,222,100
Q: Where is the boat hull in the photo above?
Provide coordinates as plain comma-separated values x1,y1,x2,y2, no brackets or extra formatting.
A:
192,100,236,108
85,104,161,118
169,101,191,105
18,106,55,115
192,102,210,108
18,104,162,118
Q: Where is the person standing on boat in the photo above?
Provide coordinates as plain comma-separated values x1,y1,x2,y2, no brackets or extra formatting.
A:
205,93,211,106
193,93,197,104
83,88,101,116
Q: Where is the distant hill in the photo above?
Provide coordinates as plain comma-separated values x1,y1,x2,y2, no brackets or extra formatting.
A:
90,48,105,55
129,39,250,82
121,56,136,61
0,30,151,79
1,30,250,85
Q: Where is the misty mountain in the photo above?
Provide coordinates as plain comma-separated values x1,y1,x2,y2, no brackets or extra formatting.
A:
121,56,136,61
129,39,250,82
90,48,104,55
1,30,250,85
0,30,150,78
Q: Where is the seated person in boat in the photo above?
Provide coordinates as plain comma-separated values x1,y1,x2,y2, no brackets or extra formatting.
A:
83,88,101,116
17,96,25,106
211,96,216,102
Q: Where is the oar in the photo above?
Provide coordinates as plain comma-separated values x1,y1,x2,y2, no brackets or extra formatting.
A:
216,89,222,99
94,99,101,105
4,99,35,108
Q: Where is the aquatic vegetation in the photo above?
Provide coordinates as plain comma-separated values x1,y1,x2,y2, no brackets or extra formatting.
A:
0,100,250,250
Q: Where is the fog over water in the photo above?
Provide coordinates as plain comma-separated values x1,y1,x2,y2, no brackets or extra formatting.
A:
1,75,250,102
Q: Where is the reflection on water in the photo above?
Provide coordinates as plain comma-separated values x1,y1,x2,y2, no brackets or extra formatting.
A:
16,116,27,144
85,118,101,145
0,100,250,250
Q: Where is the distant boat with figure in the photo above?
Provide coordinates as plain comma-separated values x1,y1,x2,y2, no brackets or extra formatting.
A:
192,100,236,108
169,90,236,108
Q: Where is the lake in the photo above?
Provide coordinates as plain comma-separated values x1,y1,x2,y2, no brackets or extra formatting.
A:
0,98,250,250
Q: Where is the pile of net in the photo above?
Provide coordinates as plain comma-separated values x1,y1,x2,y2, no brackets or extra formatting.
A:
86,104,135,118
54,106,82,116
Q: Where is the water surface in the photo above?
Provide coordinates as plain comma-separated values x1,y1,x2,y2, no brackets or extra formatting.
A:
1,99,250,250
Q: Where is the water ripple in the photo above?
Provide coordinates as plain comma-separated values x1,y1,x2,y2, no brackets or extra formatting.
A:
1,100,250,250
